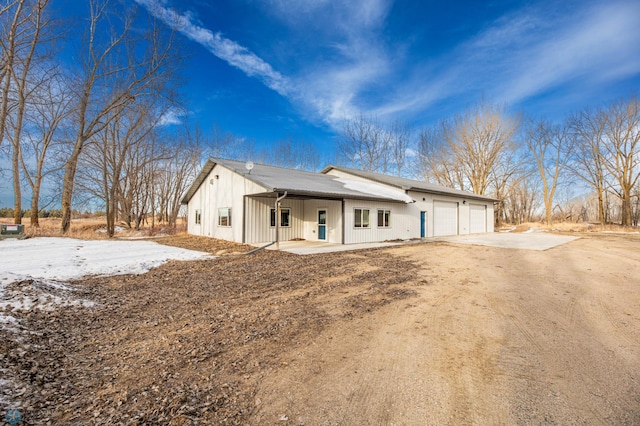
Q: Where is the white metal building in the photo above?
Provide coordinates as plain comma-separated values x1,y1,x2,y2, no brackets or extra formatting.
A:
182,158,497,245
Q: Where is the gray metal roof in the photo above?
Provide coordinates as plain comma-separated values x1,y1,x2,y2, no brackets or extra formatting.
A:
320,165,499,203
181,158,414,204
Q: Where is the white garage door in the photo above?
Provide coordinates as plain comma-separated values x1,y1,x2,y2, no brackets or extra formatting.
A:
433,201,458,236
469,204,486,233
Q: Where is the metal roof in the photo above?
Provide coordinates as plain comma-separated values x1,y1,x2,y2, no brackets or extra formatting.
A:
181,158,414,204
320,165,500,203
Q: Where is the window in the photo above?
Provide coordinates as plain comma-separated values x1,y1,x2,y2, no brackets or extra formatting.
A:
354,208,370,228
377,209,391,228
195,209,201,225
218,207,231,227
270,208,291,227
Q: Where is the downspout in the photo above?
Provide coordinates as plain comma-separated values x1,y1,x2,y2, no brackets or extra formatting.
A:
275,191,288,250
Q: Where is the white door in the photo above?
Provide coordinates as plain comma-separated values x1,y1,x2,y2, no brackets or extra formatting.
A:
469,204,486,233
433,201,458,236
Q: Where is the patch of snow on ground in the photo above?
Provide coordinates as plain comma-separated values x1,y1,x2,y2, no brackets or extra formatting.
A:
96,225,126,233
0,237,212,284
0,237,212,324
0,237,213,410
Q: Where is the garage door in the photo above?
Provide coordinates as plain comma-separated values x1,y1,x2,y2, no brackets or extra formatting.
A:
433,201,458,236
469,204,486,233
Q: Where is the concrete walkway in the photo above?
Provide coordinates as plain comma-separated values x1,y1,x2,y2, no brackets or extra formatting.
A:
436,232,579,251
250,232,579,255
250,240,408,255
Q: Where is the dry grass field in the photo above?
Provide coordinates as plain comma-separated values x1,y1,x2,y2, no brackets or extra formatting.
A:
1,223,639,424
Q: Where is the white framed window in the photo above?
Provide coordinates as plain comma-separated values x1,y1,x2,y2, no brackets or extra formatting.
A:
270,208,291,227
354,208,370,228
195,209,201,225
218,207,231,227
377,209,391,228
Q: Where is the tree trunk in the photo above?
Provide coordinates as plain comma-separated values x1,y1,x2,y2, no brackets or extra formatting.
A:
61,150,81,233
30,178,41,227
12,142,22,224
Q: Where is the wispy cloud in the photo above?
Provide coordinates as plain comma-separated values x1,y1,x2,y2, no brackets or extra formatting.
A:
157,107,187,126
136,0,640,130
371,0,640,120
464,2,640,103
133,0,291,96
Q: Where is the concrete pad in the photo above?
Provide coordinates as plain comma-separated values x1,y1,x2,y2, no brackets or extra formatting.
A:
436,232,579,251
250,240,404,255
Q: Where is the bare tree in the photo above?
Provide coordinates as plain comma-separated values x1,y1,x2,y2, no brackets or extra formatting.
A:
389,120,412,177
1,0,51,223
443,101,519,195
570,96,640,226
338,113,389,172
154,138,201,228
20,71,72,226
261,137,321,171
207,123,257,161
525,118,575,225
600,96,640,226
78,102,161,237
60,0,178,233
0,0,26,151
415,125,465,189
503,176,540,225
569,109,608,224
416,102,519,198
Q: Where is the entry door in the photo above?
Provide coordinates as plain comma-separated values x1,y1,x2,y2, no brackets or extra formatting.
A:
318,210,327,240
420,211,427,238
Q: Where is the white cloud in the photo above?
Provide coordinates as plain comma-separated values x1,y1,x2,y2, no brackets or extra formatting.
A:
136,0,640,130
157,107,186,126
134,0,291,96
479,0,640,106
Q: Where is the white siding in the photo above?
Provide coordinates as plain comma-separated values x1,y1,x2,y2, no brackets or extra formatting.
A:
469,204,487,233
433,201,459,236
186,164,265,243
244,197,304,244
302,199,343,243
343,199,415,244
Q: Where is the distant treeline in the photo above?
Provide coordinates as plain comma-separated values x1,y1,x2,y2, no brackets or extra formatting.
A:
0,208,94,219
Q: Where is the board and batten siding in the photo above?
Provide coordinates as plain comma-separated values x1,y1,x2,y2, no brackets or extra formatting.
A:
342,199,416,244
244,197,304,244
187,164,265,243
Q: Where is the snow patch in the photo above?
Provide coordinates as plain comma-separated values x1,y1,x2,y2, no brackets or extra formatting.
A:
0,237,212,284
0,237,212,328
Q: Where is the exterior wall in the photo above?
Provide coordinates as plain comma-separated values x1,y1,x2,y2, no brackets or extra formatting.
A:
186,164,265,243
408,191,495,237
343,199,417,244
302,199,343,243
244,197,304,244
187,164,496,245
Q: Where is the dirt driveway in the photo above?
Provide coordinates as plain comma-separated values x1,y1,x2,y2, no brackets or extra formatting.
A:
253,234,640,425
2,233,639,425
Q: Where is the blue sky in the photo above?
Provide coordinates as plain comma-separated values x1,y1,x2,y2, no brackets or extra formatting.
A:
1,0,639,209
132,0,640,152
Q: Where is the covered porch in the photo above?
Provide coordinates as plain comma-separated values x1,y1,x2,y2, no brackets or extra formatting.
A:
243,194,344,245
